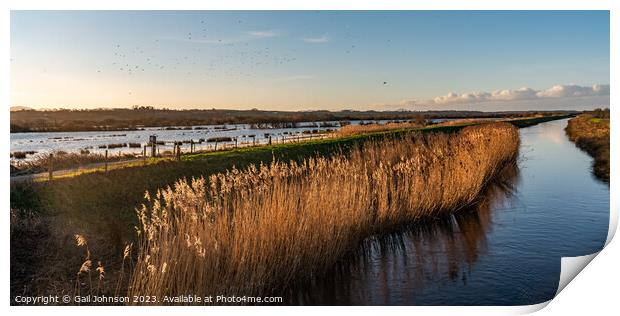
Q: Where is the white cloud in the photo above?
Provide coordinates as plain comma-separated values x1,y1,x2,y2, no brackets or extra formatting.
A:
301,35,330,43
160,30,280,45
428,84,609,106
245,31,279,38
535,84,610,98
375,84,610,111
271,75,315,82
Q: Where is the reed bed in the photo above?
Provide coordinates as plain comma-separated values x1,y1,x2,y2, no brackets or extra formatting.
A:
124,123,519,300
336,120,426,137
565,111,610,182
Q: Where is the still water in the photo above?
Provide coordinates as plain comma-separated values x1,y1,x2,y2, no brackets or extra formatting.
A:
288,119,609,305
9,118,481,160
9,122,340,158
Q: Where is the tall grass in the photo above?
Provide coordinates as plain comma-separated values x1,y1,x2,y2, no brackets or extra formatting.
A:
128,122,519,300
565,111,610,182
336,120,426,137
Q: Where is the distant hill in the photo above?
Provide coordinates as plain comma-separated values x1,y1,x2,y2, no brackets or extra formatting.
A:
9,107,579,133
10,106,34,112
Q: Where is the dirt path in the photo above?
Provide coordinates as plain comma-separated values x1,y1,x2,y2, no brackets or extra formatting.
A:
10,158,146,183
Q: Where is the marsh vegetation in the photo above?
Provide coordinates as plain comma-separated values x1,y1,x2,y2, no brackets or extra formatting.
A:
565,109,610,182
128,123,519,299
11,117,572,305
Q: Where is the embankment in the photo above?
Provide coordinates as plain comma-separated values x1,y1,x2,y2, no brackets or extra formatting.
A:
128,123,520,299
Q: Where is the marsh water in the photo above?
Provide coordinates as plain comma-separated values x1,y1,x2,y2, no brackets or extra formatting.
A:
9,118,490,160
288,118,609,305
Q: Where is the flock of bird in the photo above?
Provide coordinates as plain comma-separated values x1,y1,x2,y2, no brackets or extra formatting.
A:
98,18,391,96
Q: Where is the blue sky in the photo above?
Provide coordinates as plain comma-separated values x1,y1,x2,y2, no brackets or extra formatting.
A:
10,10,610,111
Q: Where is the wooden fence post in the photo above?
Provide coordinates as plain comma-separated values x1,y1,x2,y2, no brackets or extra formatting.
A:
48,153,54,181
104,150,108,172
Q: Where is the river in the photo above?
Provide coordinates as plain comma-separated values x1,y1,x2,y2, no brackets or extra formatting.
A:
286,118,609,305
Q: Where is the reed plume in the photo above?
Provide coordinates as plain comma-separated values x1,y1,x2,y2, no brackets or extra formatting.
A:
128,123,519,301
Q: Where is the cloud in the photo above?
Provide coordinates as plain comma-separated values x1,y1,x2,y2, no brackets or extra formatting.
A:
374,84,610,111
160,30,280,45
535,84,610,98
428,84,609,106
271,75,315,82
245,30,279,38
301,35,330,43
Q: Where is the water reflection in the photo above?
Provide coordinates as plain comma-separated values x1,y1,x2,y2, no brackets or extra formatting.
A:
286,164,519,305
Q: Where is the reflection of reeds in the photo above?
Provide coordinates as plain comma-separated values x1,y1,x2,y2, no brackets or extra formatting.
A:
128,123,519,301
286,162,519,304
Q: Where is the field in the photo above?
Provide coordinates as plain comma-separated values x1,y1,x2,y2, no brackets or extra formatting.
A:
10,115,569,304
565,109,610,182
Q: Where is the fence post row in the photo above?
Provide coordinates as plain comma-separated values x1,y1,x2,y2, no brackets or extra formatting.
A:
37,129,337,183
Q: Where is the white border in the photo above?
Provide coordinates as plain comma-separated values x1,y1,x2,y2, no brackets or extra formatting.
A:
2,1,617,315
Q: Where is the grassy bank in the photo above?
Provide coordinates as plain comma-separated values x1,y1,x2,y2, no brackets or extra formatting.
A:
565,110,610,182
9,115,567,301
128,123,519,300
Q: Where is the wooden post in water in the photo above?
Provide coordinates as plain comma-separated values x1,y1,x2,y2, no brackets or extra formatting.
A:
48,153,54,181
268,136,272,145
176,144,181,161
143,145,147,165
149,135,157,157
104,150,108,172
190,140,194,153
235,137,238,148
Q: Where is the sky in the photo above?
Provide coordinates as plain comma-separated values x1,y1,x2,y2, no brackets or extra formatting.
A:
10,10,610,111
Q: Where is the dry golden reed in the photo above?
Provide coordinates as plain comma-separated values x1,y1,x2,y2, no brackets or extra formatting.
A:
337,120,425,137
128,122,519,300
